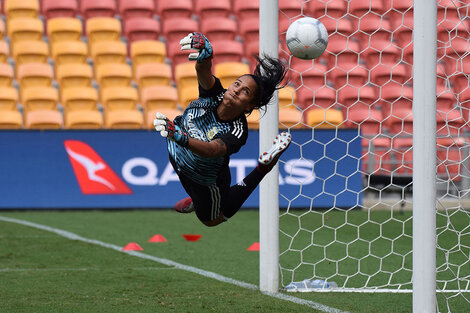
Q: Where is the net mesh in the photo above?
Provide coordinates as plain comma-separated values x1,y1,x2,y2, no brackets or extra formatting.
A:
275,0,469,310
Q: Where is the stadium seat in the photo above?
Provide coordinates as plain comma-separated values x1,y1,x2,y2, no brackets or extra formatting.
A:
130,40,166,71
101,86,138,110
22,86,59,111
90,41,127,66
320,17,355,48
349,0,386,28
239,18,259,43
383,0,412,22
105,109,144,129
7,18,44,48
195,0,231,19
0,86,19,110
298,86,336,110
211,40,244,65
278,0,302,25
135,62,172,88
123,18,160,44
5,0,39,19
370,63,410,87
279,107,303,129
289,61,328,90
386,108,413,135
233,0,259,21
362,44,401,70
443,40,468,76
325,40,361,72
436,137,465,180
174,62,197,92
0,17,5,37
452,62,470,94
436,107,465,136
214,62,251,88
141,85,178,110
339,85,378,113
118,0,155,19
346,108,382,135
0,110,23,129
167,42,193,67
145,108,182,129
65,110,104,129
279,85,297,108
17,63,53,91
381,85,413,117
51,41,88,67
24,109,63,129
332,66,369,90
393,137,413,175
0,41,9,63
162,18,199,46
61,87,99,111
392,15,414,47
355,17,393,50
80,0,117,20
12,41,49,66
179,85,199,108
306,109,343,129
361,137,392,175
42,0,77,19
308,0,346,19
200,17,237,41
46,18,82,50
95,63,132,88
157,0,193,19
56,63,93,88
459,88,470,122
86,17,121,48
0,63,14,86
246,109,259,129
436,88,456,111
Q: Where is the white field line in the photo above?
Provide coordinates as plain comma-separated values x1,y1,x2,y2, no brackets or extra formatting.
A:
0,267,176,273
0,216,348,313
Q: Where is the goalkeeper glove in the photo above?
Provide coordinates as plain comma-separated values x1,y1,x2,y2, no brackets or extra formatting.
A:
153,113,189,148
180,32,213,63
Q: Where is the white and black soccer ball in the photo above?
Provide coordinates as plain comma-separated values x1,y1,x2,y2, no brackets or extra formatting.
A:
286,17,328,60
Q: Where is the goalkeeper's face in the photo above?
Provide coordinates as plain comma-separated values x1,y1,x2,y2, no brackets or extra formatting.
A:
223,75,258,115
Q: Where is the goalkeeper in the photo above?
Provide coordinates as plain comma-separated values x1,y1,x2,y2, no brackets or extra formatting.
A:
154,32,291,227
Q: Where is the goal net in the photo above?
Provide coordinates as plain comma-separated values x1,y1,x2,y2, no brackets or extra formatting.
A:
268,0,469,311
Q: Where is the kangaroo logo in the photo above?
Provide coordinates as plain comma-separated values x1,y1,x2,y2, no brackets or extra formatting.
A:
64,140,132,195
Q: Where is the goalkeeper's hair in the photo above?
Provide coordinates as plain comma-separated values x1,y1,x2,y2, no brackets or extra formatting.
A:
246,55,288,114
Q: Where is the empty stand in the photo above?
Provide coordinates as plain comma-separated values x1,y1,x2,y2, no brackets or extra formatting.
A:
157,0,193,20
393,137,413,175
174,62,197,92
118,0,155,19
346,108,382,135
51,41,88,67
0,17,4,37
86,17,122,48
91,41,127,66
130,40,166,70
17,62,53,90
233,0,259,21
0,63,14,86
290,61,328,90
179,85,199,108
101,86,138,110
141,85,178,110
437,137,466,180
279,86,297,108
0,110,22,129
95,63,132,87
214,62,251,88
65,110,104,129
308,0,346,19
46,17,82,50
61,87,99,111
12,40,49,66
211,40,244,65
298,86,336,110
124,18,160,44
162,18,199,46
56,63,93,88
80,0,117,20
24,109,63,129
42,0,77,19
5,0,39,19
348,0,386,27
200,17,237,41
195,0,231,19
361,137,393,174
0,86,19,110
381,85,413,118
279,107,303,129
7,18,44,48
306,109,343,129
145,108,181,129
239,18,259,43
278,0,302,25
135,62,172,88
105,109,144,129
0,41,8,63
21,86,59,111
167,42,193,67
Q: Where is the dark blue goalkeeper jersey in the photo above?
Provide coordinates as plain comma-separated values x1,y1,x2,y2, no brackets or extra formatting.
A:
167,77,248,186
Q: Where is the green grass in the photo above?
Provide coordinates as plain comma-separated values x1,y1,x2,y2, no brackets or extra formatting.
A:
0,210,468,313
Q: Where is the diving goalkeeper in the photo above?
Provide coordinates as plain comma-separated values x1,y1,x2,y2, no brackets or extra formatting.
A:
154,32,291,227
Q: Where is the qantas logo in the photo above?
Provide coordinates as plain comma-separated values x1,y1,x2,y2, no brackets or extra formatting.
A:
64,140,132,195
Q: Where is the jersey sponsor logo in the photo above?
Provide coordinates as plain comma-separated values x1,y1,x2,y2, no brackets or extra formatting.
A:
64,140,132,195
206,127,219,140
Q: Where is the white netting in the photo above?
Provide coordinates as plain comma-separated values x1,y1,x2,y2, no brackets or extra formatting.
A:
276,0,469,311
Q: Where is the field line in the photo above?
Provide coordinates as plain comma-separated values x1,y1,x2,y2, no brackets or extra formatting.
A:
0,216,348,313
0,267,176,273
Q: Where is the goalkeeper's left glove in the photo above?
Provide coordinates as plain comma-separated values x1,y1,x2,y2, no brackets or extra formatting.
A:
153,113,189,147
179,32,213,63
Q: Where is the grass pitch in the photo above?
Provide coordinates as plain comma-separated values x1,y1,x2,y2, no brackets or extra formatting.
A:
0,210,468,313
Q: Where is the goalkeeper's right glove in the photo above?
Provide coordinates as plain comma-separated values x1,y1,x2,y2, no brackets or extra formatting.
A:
153,113,189,147
180,32,213,63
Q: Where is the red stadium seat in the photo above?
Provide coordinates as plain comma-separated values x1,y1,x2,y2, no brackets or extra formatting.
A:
162,18,199,46
443,40,468,76
195,0,231,19
346,107,382,135
157,0,193,20
42,0,77,19
362,43,401,69
361,137,392,175
436,137,466,181
320,17,355,48
289,61,328,89
370,63,411,88
80,0,117,20
381,85,413,119
349,0,386,28
211,40,244,65
298,86,336,110
383,0,412,22
239,17,259,43
308,0,347,19
167,42,192,67
393,137,413,176
119,0,155,20
332,66,369,90
233,0,259,21
200,17,237,41
339,85,378,113
124,18,160,43
436,106,465,136
355,16,393,49
386,108,413,135
278,0,302,25
452,62,470,94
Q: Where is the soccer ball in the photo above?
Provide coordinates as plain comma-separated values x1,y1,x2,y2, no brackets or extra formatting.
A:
286,17,328,60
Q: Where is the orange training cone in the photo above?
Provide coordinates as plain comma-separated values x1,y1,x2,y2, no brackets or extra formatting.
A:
182,234,202,242
122,242,143,251
247,242,260,251
148,234,167,242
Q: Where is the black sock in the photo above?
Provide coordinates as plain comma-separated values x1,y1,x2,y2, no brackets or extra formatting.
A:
222,167,266,219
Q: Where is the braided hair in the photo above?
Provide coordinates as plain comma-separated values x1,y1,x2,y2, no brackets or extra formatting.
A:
245,55,288,114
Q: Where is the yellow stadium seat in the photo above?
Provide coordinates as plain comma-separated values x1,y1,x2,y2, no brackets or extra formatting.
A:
135,63,172,88
65,110,103,129
101,86,138,111
5,0,39,19
279,107,304,129
246,110,260,129
12,40,49,66
17,63,53,90
0,19,5,38
141,85,178,110
24,109,63,129
179,85,199,108
0,110,23,129
21,86,59,112
61,87,98,111
90,41,127,66
0,63,14,86
95,63,132,88
56,63,93,88
130,40,166,69
279,86,297,108
47,18,82,49
105,109,143,129
145,108,182,129
7,18,43,48
51,41,88,67
306,109,344,129
86,17,121,48
0,41,9,63
174,62,197,90
214,62,251,88
0,86,19,110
